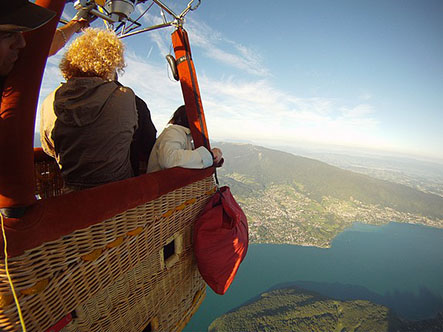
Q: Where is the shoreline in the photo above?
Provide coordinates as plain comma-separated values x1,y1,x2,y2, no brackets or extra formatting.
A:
249,220,443,249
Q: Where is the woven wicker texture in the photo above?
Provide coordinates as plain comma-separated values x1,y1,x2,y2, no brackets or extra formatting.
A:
1,161,215,331
34,157,64,199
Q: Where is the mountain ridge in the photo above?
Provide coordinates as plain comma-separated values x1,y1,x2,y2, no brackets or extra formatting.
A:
216,142,443,247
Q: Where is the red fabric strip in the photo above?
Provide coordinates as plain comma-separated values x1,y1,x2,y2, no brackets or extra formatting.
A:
0,0,66,208
172,27,210,150
45,313,72,332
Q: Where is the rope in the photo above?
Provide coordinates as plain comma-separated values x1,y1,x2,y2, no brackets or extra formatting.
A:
124,1,154,31
57,28,68,46
1,213,27,332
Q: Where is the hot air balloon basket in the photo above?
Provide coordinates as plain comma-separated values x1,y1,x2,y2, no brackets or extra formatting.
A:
0,155,216,332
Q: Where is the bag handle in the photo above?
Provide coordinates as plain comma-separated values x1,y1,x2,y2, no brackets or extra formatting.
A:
214,167,220,187
213,157,223,188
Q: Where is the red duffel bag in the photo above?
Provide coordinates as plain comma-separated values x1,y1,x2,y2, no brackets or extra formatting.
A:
193,186,249,295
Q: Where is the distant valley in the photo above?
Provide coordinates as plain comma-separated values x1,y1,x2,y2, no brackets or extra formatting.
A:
277,146,443,198
217,142,443,247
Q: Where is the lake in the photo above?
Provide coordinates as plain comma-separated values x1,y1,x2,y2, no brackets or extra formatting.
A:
184,222,443,331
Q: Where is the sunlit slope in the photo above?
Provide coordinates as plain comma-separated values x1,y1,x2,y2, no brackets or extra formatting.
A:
216,143,442,246
208,287,443,332
217,143,443,220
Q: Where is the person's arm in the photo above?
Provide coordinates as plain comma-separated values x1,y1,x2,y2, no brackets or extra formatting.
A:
211,147,223,164
157,129,213,169
48,20,88,56
40,90,57,158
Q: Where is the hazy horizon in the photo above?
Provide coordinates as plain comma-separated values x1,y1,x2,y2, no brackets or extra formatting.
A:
36,0,443,161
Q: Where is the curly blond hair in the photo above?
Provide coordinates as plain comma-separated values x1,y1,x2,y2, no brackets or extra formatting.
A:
60,28,125,80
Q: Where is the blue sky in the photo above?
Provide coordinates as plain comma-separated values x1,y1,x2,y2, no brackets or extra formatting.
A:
38,0,443,161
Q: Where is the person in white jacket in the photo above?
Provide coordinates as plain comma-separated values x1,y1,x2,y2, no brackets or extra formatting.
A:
147,105,222,173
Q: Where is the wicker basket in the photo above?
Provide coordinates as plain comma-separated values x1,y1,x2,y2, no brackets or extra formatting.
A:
0,157,215,332
34,152,65,199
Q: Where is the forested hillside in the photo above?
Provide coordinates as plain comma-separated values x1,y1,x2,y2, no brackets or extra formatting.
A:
209,287,443,332
216,143,443,247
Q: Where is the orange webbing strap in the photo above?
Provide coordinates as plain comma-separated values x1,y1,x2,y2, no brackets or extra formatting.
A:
171,27,210,150
0,0,65,210
1,213,27,331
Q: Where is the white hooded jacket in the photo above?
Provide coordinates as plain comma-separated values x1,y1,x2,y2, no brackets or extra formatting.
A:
147,124,213,173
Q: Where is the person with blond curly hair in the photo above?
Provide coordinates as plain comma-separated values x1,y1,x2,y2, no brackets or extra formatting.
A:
40,28,138,191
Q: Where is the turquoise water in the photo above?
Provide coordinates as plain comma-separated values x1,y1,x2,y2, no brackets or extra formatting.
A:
184,222,443,331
